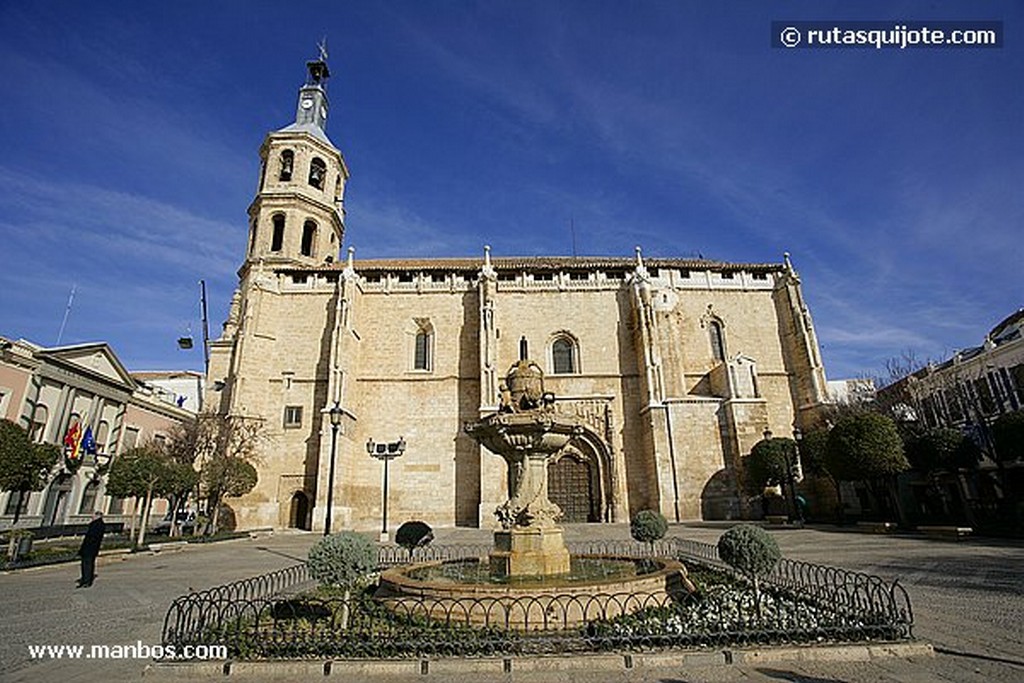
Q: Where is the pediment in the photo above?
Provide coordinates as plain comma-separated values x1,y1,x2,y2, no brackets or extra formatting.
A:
40,343,136,388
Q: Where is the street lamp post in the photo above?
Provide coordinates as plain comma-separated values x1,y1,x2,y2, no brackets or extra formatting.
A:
367,437,406,542
792,427,805,524
323,402,344,536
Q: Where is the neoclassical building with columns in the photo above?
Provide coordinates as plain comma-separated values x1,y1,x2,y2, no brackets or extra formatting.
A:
207,54,831,534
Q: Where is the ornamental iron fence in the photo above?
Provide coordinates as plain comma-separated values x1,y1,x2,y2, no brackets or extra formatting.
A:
162,537,913,659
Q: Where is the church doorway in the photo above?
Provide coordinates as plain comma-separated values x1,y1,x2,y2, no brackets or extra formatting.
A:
548,452,597,523
288,491,311,530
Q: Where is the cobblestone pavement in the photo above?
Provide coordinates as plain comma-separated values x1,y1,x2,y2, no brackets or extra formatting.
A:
1,524,1021,682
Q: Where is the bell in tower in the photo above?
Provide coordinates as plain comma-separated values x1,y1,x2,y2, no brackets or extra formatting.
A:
242,42,350,269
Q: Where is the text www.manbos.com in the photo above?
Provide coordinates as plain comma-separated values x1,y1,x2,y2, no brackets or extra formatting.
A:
28,642,227,660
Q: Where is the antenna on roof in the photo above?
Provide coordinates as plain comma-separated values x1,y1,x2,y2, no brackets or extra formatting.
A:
56,284,76,345
570,216,577,258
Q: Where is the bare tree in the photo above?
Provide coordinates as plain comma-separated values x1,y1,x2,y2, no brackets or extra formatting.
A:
191,414,264,534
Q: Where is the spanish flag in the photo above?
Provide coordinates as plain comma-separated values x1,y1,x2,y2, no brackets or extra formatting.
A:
63,420,83,461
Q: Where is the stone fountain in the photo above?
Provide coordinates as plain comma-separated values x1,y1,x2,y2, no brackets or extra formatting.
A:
464,359,583,578
374,359,690,628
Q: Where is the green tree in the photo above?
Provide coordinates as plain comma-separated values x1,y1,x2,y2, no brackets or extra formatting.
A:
717,524,781,618
0,420,59,524
200,456,257,534
745,438,793,490
395,520,434,561
307,531,377,628
992,410,1024,465
825,413,909,521
162,419,203,537
797,429,831,479
106,443,175,547
745,437,800,520
630,509,668,554
904,427,979,474
191,414,263,534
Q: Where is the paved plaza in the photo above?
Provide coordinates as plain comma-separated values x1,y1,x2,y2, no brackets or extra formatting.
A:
1,524,1022,682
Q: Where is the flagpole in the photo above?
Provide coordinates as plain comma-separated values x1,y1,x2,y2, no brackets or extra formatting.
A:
56,284,77,345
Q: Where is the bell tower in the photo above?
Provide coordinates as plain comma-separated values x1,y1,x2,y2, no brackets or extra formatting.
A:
244,42,349,269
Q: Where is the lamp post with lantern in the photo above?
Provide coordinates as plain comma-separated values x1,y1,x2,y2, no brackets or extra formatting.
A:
323,402,344,536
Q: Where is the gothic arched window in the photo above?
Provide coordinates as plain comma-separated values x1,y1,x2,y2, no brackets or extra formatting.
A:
414,324,433,371
301,220,317,257
709,320,727,362
271,214,285,252
279,149,294,181
309,157,326,189
552,337,577,374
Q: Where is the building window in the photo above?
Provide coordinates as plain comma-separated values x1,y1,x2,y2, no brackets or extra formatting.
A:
96,421,110,453
301,220,317,257
309,157,326,189
29,404,48,442
271,214,285,252
122,427,140,451
107,497,124,515
279,149,294,181
78,480,100,515
414,327,433,371
284,405,303,428
4,491,30,516
709,320,726,362
552,337,577,374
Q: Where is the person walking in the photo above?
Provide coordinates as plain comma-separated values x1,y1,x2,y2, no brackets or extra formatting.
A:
77,510,105,588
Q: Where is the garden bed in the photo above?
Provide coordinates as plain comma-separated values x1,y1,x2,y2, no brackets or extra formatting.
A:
162,540,914,660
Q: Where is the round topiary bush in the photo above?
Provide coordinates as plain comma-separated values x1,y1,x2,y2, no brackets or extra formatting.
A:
716,524,781,580
307,531,377,589
395,520,434,559
630,509,668,547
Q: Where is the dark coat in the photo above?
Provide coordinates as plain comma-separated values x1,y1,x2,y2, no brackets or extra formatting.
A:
79,517,106,558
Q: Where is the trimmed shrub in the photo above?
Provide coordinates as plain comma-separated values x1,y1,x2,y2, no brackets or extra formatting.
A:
307,531,377,589
395,520,434,560
630,509,668,547
717,524,781,580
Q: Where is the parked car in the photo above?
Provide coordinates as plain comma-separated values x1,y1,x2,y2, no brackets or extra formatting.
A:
152,510,197,535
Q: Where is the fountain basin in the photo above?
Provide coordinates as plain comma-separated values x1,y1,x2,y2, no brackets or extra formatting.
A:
376,555,692,629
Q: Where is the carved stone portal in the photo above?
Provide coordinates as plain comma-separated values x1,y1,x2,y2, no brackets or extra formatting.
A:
465,360,582,577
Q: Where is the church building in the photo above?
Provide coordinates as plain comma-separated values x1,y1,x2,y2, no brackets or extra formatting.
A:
207,53,831,533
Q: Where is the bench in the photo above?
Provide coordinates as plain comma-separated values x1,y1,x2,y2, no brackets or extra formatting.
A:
856,521,899,534
917,525,972,540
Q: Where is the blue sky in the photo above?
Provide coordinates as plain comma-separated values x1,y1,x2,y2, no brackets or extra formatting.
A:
0,1,1020,381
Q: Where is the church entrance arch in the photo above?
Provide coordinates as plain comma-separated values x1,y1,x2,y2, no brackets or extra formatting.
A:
288,491,311,530
547,425,615,523
549,451,595,522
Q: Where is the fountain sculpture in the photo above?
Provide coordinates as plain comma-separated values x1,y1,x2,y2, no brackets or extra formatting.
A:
464,359,583,577
375,359,689,628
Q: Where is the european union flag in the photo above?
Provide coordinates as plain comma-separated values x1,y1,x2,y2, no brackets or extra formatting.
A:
82,426,97,456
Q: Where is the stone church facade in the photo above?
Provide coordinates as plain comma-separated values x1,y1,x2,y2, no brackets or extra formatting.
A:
207,54,830,533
